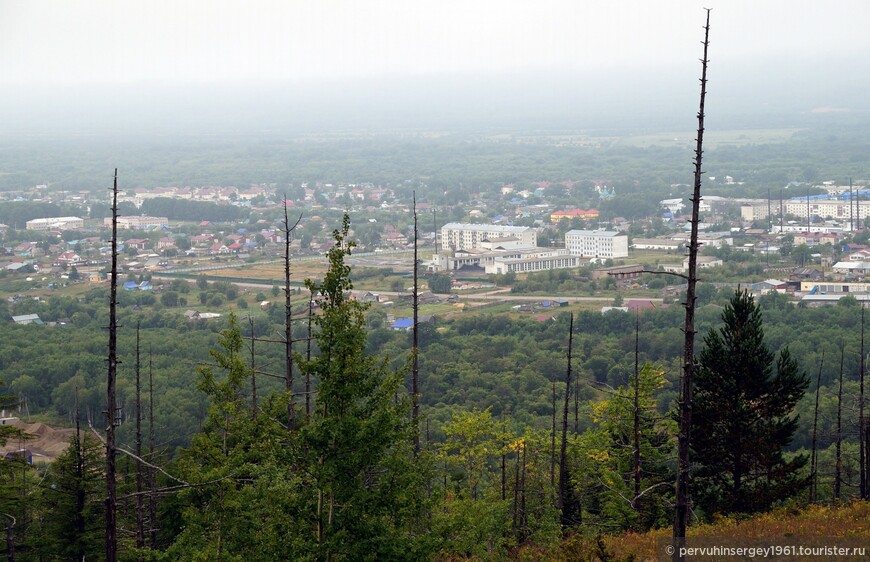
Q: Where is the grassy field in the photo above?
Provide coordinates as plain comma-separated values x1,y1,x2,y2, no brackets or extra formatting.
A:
616,128,802,150
199,252,417,285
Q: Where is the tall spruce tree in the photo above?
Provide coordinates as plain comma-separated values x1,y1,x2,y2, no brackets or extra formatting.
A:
168,215,430,560
692,289,809,515
29,432,105,560
300,213,428,560
167,314,296,560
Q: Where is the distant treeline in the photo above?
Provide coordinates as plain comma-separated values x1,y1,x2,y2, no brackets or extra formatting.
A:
141,197,248,222
0,201,82,227
3,119,870,198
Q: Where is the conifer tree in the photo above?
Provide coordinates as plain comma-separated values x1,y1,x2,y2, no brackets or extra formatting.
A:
300,213,426,560
692,290,809,515
167,315,297,560
29,431,105,560
581,363,673,532
169,214,430,560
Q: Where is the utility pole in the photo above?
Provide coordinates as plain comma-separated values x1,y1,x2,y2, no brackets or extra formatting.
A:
806,190,810,233
849,178,855,232
433,208,438,253
779,189,785,234
674,10,710,556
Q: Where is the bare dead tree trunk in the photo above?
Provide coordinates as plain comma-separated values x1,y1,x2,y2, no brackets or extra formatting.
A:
317,488,323,546
674,11,710,555
512,447,520,532
75,388,86,557
519,441,527,543
5,516,13,562
550,379,556,489
248,316,258,416
809,350,824,503
558,313,574,523
861,304,866,499
633,311,642,510
106,168,119,562
283,201,302,431
426,418,432,497
148,351,157,549
836,342,844,501
412,191,420,452
284,199,294,430
306,289,314,419
135,322,145,551
573,378,579,435
501,412,507,501
866,414,870,500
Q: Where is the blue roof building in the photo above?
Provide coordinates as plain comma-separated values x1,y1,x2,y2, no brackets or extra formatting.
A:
390,318,414,331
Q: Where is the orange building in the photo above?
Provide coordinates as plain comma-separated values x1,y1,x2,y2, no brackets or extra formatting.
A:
550,208,599,222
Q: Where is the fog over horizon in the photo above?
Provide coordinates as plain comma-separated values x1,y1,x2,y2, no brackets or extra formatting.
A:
4,1,870,137
2,54,869,138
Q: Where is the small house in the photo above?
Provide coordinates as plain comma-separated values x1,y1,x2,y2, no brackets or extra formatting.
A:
11,314,42,325
390,318,414,331
4,449,32,464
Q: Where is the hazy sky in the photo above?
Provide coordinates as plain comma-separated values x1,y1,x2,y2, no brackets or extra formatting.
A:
3,0,869,85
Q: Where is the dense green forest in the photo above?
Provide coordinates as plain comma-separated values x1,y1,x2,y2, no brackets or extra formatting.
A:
2,115,869,200
4,282,863,455
0,219,868,558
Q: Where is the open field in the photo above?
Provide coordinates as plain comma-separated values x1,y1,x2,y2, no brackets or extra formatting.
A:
194,251,418,284
0,278,96,304
615,128,803,149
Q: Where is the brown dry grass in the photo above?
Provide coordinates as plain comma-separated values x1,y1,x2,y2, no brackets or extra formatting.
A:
546,502,870,561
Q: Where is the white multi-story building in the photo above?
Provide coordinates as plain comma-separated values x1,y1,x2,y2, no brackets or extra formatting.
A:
430,241,576,274
671,231,733,248
740,203,771,222
660,198,685,214
104,216,170,230
565,230,628,258
784,199,870,221
485,248,579,275
745,198,870,223
440,223,536,251
25,216,85,231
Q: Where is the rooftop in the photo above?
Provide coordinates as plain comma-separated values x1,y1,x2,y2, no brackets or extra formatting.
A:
441,223,532,233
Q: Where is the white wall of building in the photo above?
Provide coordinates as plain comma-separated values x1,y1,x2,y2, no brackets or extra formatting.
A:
440,223,536,250
565,230,628,258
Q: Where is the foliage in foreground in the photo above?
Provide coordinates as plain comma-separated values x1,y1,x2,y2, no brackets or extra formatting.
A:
167,215,430,560
693,290,809,516
554,501,870,562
